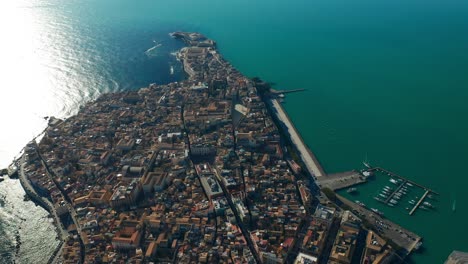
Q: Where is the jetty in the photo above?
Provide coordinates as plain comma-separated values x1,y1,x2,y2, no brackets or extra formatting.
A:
384,181,406,204
409,190,430,216
317,170,365,190
269,88,306,95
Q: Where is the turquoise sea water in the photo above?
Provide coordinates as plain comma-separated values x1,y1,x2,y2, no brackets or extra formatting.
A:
0,0,467,262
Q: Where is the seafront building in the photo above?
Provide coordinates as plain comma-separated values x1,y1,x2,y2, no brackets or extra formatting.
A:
19,32,401,263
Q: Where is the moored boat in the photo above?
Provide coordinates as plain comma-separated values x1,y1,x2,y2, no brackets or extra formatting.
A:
356,201,366,207
363,161,371,169
423,202,433,208
374,197,384,203
371,208,384,216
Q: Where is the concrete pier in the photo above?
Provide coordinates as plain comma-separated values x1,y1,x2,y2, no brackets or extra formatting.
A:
317,170,365,190
384,181,406,204
269,88,306,94
409,190,430,216
269,98,326,177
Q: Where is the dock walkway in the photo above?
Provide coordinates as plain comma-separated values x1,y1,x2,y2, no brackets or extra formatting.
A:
317,170,365,190
410,190,430,215
269,88,306,94
384,181,406,204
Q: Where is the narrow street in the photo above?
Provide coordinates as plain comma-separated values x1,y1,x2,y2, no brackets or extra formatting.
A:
213,169,261,264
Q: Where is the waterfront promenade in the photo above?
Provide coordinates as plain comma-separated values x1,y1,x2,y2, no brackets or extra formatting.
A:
269,98,326,177
19,155,68,240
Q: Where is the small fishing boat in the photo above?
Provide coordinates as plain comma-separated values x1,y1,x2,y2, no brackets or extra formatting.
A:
423,202,432,207
389,179,398,184
363,161,371,169
415,241,423,250
374,197,384,203
356,201,366,207
145,43,162,57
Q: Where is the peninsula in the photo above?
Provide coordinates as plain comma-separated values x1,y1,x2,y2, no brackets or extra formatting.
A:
16,32,419,263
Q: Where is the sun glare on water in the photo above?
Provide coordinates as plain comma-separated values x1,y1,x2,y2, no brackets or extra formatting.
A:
0,1,58,167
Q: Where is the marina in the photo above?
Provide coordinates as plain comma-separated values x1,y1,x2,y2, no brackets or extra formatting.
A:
369,167,439,216
321,162,439,217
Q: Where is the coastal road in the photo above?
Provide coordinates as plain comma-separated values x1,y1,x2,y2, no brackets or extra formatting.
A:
19,155,69,264
49,242,65,264
19,155,69,241
270,99,325,177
